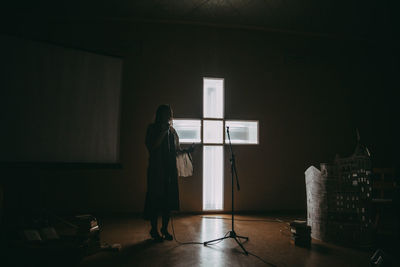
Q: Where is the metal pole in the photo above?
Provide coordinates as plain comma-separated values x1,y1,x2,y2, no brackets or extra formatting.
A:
232,156,234,232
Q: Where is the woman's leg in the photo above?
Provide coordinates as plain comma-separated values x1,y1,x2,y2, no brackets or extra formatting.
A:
150,213,158,230
161,211,170,229
161,210,173,240
149,213,163,242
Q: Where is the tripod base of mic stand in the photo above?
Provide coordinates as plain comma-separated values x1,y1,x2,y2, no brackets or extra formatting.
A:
203,231,249,255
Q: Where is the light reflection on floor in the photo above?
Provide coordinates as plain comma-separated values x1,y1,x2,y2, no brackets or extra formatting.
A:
87,215,373,267
200,216,226,267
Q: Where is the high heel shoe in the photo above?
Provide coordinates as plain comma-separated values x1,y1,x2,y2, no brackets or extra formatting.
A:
161,228,173,241
150,228,163,242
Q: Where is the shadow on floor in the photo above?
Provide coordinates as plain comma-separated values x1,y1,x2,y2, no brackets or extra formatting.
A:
310,243,331,254
80,239,162,266
121,239,160,255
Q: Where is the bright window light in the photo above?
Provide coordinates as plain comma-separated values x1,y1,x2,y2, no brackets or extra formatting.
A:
203,120,223,144
203,78,224,119
225,121,259,144
173,77,259,212
203,146,223,210
173,119,201,143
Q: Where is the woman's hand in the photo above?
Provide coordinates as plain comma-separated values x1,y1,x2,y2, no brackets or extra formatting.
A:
151,123,170,151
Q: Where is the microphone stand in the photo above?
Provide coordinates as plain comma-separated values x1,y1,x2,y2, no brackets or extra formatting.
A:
203,126,249,254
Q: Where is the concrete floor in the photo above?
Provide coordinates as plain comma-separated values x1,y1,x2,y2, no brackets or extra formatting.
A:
80,214,372,267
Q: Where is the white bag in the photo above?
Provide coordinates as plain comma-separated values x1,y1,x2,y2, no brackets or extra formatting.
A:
176,152,193,177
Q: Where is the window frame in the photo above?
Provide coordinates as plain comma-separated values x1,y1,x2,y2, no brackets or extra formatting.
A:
224,120,260,145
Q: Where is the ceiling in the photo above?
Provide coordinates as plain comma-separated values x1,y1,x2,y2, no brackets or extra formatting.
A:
2,0,397,39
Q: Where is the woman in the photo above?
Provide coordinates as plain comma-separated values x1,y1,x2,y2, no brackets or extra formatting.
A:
144,104,193,241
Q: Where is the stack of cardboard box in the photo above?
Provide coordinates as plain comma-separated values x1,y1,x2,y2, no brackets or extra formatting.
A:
290,220,311,248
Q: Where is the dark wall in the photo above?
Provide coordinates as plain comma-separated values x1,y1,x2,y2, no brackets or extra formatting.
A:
1,20,398,214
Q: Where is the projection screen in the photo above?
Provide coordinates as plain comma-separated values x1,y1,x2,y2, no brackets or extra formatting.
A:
0,35,122,164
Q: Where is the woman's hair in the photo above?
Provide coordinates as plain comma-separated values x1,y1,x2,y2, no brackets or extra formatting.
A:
155,104,173,124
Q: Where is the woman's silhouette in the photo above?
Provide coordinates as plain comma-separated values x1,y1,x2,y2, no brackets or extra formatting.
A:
144,104,193,241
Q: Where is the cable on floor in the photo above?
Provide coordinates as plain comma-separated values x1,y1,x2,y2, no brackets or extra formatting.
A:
207,215,290,266
234,234,279,267
170,214,203,245
202,231,230,246
171,214,234,246
248,251,278,267
171,214,286,266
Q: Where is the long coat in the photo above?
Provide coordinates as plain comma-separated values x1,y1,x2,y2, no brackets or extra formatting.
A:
143,123,180,219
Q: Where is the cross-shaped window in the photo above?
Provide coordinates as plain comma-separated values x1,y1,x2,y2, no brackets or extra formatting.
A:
173,78,259,211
